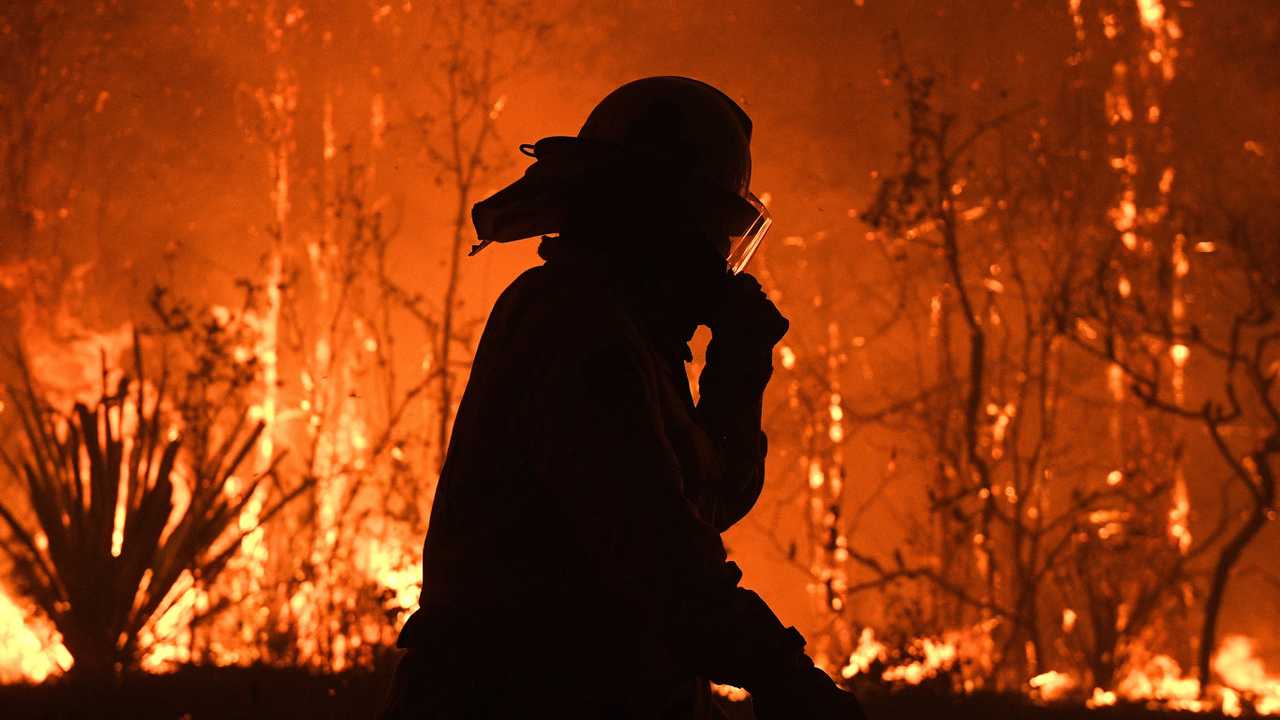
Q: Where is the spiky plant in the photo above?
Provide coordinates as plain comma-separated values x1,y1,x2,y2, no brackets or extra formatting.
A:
0,342,291,682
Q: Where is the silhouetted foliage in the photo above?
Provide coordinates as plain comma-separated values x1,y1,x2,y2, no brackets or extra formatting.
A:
0,334,301,680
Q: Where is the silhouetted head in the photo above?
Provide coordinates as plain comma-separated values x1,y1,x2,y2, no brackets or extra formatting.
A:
472,76,770,326
569,75,763,273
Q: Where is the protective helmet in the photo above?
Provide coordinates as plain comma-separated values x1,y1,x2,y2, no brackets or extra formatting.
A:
470,76,771,274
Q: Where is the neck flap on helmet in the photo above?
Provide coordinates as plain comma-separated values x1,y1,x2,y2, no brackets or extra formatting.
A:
469,136,771,275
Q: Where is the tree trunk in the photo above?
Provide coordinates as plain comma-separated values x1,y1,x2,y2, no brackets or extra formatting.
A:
435,191,469,474
1197,483,1272,687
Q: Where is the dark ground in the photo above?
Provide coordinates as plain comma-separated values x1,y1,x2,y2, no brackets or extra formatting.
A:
0,665,1239,720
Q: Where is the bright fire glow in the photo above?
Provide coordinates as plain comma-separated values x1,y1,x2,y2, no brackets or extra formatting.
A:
1214,636,1280,715
0,587,72,683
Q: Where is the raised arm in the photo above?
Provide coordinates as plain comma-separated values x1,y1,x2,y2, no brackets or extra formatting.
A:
691,273,788,530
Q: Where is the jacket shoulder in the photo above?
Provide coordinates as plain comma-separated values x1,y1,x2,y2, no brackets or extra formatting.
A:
490,264,636,349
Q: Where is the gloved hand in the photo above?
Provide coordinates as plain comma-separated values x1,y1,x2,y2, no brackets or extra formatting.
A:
686,581,867,720
702,273,789,396
750,659,868,720
704,272,789,350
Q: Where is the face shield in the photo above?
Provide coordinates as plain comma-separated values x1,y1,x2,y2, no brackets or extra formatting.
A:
725,191,772,275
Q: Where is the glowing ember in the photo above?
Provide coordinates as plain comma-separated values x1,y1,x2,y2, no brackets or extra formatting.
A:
1088,688,1118,708
778,345,797,370
1169,477,1192,554
710,682,750,701
1030,671,1076,703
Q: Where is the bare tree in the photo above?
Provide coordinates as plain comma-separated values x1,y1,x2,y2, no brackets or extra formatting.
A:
763,42,1210,692
406,0,550,472
1070,173,1280,692
262,146,441,668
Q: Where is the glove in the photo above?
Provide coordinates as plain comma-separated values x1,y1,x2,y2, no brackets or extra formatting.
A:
680,566,870,717
702,273,789,394
750,659,869,720
686,581,867,720
704,272,789,350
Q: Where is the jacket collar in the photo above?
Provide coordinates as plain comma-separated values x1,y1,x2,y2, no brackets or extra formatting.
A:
538,234,694,364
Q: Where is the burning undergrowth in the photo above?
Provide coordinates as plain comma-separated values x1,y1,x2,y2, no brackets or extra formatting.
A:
0,266,428,680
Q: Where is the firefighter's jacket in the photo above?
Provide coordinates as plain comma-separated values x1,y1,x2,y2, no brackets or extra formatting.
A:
393,237,777,718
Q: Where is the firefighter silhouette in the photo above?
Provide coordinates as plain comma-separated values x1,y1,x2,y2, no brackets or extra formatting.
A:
382,77,867,720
